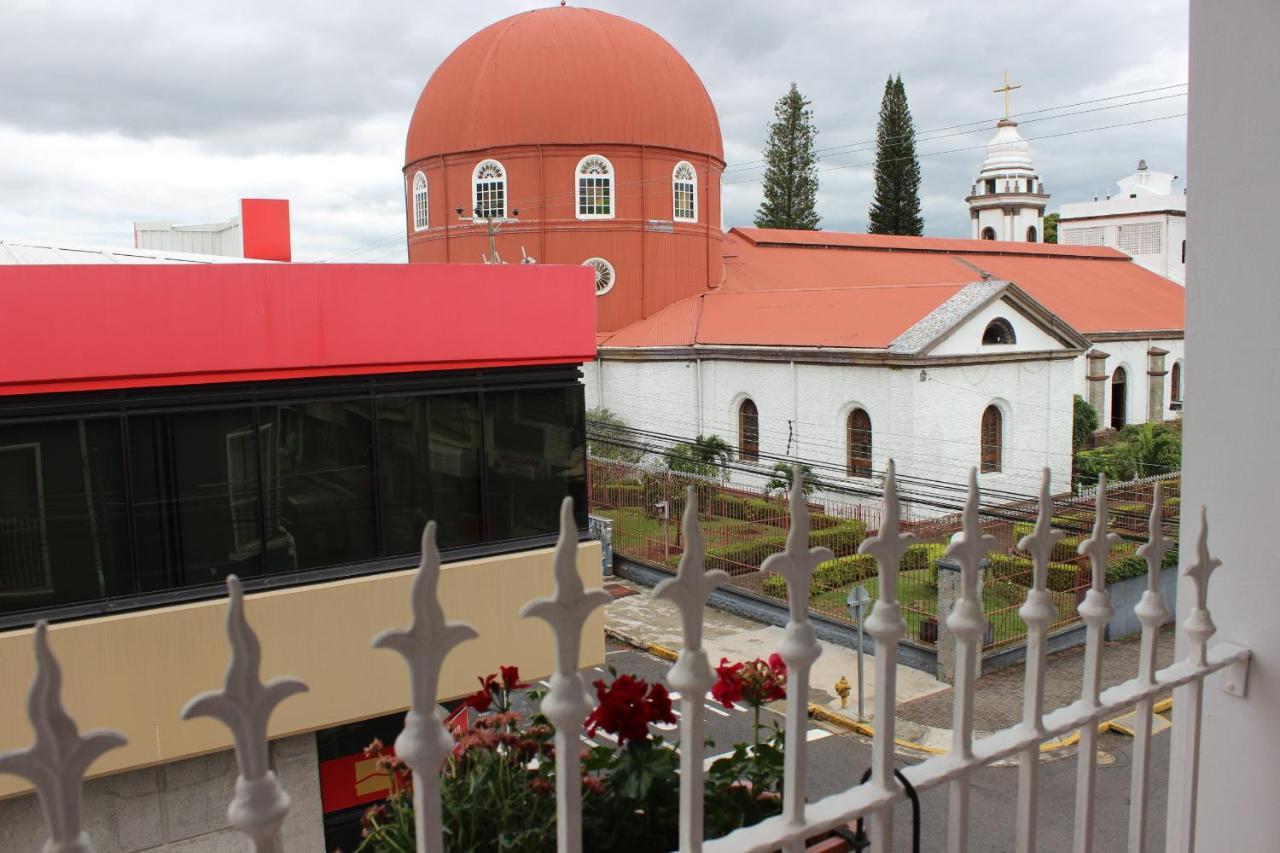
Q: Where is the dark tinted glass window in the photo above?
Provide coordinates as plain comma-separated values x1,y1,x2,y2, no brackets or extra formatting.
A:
378,393,483,554
130,408,265,591
0,418,130,610
260,401,377,571
484,386,586,540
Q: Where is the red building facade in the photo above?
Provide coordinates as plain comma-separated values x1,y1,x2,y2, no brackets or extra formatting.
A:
403,7,725,333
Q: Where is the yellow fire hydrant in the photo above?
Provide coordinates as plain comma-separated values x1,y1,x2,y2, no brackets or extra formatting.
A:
834,675,851,709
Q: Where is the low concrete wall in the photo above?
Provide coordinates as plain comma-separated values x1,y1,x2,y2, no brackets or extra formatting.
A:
1106,565,1178,639
0,734,323,853
614,557,940,675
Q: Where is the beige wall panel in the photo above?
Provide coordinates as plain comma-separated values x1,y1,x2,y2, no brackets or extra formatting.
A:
0,541,603,799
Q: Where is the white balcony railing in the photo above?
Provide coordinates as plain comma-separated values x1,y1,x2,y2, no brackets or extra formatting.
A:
0,463,1249,853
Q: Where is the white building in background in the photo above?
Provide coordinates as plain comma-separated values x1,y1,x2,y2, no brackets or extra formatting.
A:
1058,161,1187,284
965,118,1049,242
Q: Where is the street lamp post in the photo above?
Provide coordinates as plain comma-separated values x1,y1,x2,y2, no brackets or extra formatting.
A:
847,583,871,722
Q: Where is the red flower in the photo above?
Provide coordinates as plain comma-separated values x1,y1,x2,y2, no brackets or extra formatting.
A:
500,665,528,690
713,656,787,709
463,673,497,712
712,658,744,709
584,674,676,746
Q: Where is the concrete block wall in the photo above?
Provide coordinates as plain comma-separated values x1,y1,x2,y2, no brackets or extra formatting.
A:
0,734,323,852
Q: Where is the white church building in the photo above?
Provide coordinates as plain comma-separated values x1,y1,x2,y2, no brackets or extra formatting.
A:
587,118,1185,505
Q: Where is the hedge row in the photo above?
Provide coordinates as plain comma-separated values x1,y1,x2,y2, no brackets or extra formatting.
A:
1011,521,1084,562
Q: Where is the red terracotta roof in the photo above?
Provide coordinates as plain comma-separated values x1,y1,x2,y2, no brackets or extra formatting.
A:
600,228,1183,349
0,263,596,396
406,7,723,164
734,227,1126,259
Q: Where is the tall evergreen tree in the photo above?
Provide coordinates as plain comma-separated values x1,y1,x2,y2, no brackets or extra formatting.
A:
754,83,821,230
867,75,924,235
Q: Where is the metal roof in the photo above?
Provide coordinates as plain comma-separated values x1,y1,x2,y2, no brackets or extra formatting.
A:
0,238,270,265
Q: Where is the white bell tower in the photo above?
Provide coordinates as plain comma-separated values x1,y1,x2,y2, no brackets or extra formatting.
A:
965,72,1048,242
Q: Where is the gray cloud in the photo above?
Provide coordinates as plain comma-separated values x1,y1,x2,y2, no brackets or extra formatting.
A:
0,0,1188,259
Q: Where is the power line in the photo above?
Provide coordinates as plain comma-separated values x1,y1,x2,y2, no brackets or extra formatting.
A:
321,83,1188,262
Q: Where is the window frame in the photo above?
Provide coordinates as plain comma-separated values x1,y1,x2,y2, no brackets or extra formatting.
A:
411,171,429,232
583,257,616,297
980,405,1003,473
846,409,872,479
738,399,760,463
575,155,615,220
982,317,1017,346
472,159,507,220
672,161,697,223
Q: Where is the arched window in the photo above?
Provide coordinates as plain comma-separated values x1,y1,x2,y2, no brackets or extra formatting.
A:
576,155,614,219
472,160,506,220
981,226,997,240
982,317,1016,345
1026,225,1038,243
1182,240,1186,264
738,399,759,462
1111,367,1128,429
411,171,428,231
1171,361,1182,403
583,257,616,297
981,405,1003,473
846,409,872,478
673,161,697,222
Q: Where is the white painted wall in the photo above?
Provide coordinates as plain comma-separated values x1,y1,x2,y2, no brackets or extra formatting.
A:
1070,337,1184,427
1176,2,1280,847
587,351,1075,512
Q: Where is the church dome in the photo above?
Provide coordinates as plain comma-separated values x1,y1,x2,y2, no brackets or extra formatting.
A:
405,6,724,165
980,119,1034,173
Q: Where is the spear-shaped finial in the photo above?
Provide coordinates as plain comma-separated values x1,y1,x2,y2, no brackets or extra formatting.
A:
653,486,729,660
946,468,997,602
0,623,126,853
857,460,918,606
1078,474,1122,590
1018,468,1065,593
1184,507,1222,614
761,465,834,620
1137,483,1175,594
182,576,307,851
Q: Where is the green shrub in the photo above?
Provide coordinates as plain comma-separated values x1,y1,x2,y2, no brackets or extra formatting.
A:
706,534,788,572
1011,521,1083,561
600,483,643,505
1047,563,1083,592
1106,554,1149,584
1163,543,1179,568
744,498,785,523
987,553,1033,582
809,555,878,596
810,513,844,531
761,573,788,600
809,521,869,556
715,494,749,518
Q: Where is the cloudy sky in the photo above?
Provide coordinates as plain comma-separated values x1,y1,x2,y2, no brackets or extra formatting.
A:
0,0,1188,261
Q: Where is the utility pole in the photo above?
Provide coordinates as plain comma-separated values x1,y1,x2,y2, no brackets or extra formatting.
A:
454,207,523,264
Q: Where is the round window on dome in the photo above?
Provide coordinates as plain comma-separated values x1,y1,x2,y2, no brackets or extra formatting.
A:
584,257,616,296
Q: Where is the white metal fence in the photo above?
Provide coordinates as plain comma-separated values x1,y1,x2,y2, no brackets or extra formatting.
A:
0,463,1249,853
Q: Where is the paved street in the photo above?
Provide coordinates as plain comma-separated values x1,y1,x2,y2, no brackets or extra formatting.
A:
604,644,1170,852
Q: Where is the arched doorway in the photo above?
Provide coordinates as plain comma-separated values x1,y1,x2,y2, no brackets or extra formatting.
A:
1026,225,1038,242
1111,367,1127,429
981,226,997,240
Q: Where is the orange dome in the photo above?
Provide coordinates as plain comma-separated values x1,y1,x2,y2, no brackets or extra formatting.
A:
405,6,724,166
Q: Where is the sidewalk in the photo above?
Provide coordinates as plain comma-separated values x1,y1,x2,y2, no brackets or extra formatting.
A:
603,577,1176,755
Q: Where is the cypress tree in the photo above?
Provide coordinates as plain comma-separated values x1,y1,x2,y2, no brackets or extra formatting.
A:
754,83,821,230
868,74,924,235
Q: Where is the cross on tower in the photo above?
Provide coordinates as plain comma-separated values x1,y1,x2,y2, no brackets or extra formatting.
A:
994,69,1022,120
